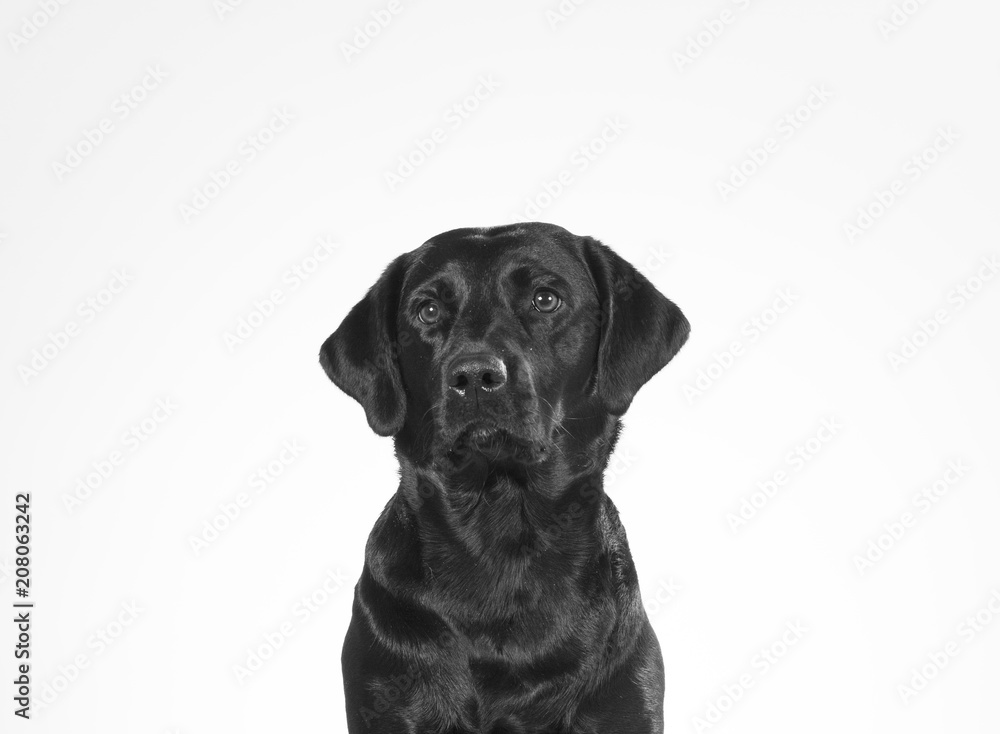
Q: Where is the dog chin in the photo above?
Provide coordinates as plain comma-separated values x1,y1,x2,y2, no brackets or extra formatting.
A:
444,423,548,466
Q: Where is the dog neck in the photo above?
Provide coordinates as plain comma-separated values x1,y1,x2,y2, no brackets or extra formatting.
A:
392,460,607,618
399,455,606,543
372,417,624,621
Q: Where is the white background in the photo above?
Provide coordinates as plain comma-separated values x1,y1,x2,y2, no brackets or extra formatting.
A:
1,0,998,732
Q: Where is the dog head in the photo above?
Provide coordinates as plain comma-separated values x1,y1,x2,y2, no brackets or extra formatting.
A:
320,223,689,470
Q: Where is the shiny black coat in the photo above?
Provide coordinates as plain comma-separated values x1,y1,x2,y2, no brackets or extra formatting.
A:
320,223,689,733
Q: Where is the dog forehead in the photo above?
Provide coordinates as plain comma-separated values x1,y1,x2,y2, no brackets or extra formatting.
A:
403,226,589,292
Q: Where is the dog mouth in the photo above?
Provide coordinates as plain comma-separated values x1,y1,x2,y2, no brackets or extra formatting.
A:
447,422,547,466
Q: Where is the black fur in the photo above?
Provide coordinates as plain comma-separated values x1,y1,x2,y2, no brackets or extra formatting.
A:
320,223,689,733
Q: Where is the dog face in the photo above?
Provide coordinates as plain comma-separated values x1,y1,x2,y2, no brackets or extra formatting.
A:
394,228,605,466
320,223,689,471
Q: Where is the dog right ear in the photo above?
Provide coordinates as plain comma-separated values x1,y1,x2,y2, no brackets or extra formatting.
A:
582,237,690,416
319,255,410,437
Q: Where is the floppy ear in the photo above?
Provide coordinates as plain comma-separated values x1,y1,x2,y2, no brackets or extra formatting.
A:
582,237,690,416
319,255,409,436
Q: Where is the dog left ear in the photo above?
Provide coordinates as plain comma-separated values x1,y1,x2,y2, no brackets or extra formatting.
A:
582,237,690,416
319,255,409,436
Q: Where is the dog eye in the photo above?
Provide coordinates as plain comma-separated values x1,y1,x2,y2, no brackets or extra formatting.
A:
417,300,442,324
532,290,561,313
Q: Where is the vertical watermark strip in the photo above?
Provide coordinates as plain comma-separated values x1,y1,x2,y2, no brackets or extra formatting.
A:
12,493,32,719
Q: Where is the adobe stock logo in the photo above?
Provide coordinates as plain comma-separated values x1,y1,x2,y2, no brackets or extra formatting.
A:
62,398,179,514
188,439,306,556
692,620,807,732
178,107,295,224
852,459,969,576
716,85,832,202
896,586,1000,705
878,0,931,39
17,269,135,385
32,600,144,714
842,126,960,244
222,236,340,351
682,288,799,403
885,255,999,371
672,0,753,71
341,0,408,63
51,65,169,182
383,75,500,191
7,0,73,53
510,117,626,222
233,568,348,685
726,418,842,533
545,0,590,30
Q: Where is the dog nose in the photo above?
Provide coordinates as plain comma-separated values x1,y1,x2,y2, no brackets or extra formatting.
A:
448,353,507,394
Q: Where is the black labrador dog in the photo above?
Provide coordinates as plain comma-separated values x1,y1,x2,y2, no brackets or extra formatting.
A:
320,223,689,733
